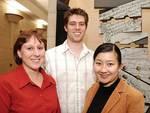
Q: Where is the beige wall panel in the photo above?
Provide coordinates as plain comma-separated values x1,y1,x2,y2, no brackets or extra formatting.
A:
0,0,10,48
0,47,14,73
47,0,57,48
0,0,12,73
0,0,37,73
142,9,150,57
19,14,36,30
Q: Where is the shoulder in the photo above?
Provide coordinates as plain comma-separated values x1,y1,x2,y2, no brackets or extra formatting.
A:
84,82,99,105
0,68,18,82
0,66,25,86
46,44,64,53
120,80,144,112
88,48,94,53
0,70,15,89
83,44,94,54
88,49,94,55
89,82,99,89
46,46,59,54
124,81,143,97
120,79,144,101
46,44,64,55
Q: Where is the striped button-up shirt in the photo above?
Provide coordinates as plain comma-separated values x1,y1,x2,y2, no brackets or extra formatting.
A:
45,40,95,113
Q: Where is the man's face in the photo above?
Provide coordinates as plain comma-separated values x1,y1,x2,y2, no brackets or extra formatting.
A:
64,15,87,43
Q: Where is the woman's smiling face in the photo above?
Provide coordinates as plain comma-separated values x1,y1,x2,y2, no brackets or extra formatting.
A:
93,51,122,87
17,36,45,71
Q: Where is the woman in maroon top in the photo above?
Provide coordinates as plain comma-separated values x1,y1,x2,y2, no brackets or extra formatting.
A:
0,30,61,113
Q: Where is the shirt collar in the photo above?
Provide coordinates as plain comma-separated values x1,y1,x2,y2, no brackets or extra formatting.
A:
61,40,92,56
40,69,56,89
62,40,70,53
16,65,55,89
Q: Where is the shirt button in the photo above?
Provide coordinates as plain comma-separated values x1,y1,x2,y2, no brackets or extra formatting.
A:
40,94,42,97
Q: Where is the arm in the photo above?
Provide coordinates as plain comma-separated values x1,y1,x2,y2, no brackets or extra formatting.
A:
127,90,144,113
56,98,61,113
0,79,11,113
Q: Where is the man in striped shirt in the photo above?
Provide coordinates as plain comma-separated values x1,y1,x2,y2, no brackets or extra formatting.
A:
45,8,95,113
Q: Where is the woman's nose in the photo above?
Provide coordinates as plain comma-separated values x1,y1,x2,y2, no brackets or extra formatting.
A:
33,49,40,56
101,65,107,72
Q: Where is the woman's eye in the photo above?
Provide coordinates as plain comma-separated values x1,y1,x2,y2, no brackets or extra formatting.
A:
107,63,113,66
96,62,101,65
27,47,33,50
38,47,44,50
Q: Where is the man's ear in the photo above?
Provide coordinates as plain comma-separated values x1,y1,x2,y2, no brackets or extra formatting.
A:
64,26,67,32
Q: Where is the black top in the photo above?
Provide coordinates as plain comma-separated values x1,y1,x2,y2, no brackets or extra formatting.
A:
87,78,120,113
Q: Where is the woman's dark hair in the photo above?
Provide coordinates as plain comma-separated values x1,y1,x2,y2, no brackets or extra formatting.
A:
13,29,45,65
64,8,89,28
93,43,122,65
41,38,47,50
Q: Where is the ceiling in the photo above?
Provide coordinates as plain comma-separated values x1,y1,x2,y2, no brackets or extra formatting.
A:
33,0,70,12
13,0,70,22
